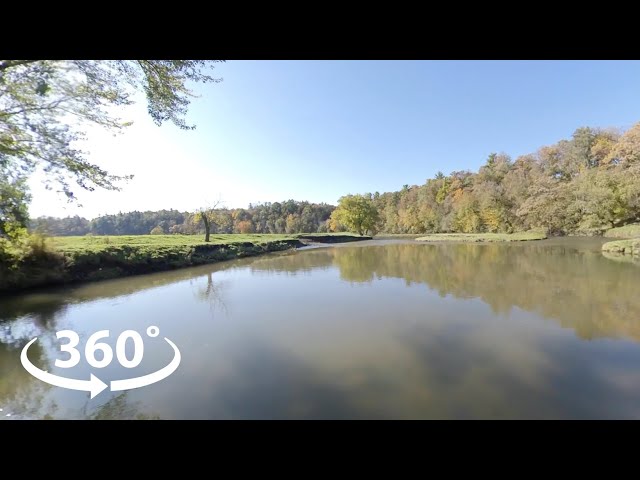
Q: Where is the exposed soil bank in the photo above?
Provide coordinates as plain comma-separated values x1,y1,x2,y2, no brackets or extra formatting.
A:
1,236,370,295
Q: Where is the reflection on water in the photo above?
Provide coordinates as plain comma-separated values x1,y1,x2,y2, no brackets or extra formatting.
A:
1,238,640,419
251,239,640,341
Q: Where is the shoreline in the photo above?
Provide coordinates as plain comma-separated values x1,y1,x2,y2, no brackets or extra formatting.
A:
0,235,371,295
414,232,548,243
4,232,637,296
601,238,640,257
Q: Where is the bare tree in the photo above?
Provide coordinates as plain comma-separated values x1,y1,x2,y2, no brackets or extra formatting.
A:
194,199,223,242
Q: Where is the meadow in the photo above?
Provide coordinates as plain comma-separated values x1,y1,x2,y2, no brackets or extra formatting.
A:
0,233,367,293
50,234,301,252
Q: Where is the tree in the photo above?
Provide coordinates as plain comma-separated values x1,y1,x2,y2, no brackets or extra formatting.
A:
606,122,640,166
569,127,598,170
194,201,222,242
329,194,379,236
236,220,255,234
213,211,234,234
516,175,575,234
285,213,301,233
0,164,30,240
0,60,223,236
275,217,286,233
149,226,164,235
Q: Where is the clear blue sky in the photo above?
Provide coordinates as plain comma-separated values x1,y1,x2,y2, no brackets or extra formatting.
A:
29,60,640,218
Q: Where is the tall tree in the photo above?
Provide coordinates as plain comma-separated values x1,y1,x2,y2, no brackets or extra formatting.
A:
330,194,379,236
0,60,223,237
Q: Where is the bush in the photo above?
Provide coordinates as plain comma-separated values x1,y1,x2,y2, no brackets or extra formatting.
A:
1,233,49,267
0,233,66,290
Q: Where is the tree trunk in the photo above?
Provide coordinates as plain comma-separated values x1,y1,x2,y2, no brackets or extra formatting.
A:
203,215,210,242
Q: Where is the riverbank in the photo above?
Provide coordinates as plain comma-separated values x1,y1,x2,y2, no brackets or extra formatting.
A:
604,224,640,239
601,223,640,258
0,233,371,294
601,238,640,257
414,231,548,243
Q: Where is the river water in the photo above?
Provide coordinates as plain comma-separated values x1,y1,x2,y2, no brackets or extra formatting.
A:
2,238,640,419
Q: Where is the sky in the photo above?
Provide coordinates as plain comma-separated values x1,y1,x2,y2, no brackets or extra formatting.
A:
28,60,640,219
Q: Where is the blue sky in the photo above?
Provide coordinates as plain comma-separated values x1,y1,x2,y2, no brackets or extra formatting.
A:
29,60,640,218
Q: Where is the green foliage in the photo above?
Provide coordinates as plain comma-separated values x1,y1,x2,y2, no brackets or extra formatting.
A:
30,201,336,237
0,232,62,284
330,194,379,236
149,226,164,235
364,123,640,236
0,60,222,230
0,165,31,240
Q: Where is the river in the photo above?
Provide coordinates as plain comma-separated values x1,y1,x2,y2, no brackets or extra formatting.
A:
2,237,640,419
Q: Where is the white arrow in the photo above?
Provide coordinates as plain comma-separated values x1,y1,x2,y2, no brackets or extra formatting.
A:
20,338,108,399
111,337,181,392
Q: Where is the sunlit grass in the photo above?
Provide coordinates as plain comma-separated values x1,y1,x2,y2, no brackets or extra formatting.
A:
602,238,639,256
415,231,547,243
48,232,364,253
605,224,640,239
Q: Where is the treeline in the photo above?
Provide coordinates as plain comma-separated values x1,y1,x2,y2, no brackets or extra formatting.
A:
30,210,186,236
30,123,640,238
30,201,335,236
364,123,640,235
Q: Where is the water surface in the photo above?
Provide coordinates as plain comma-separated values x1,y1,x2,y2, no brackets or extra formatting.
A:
2,237,640,419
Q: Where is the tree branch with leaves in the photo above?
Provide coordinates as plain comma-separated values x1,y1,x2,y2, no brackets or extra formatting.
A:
0,60,223,239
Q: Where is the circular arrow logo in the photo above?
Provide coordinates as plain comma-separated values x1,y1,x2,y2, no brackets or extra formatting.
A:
20,326,181,398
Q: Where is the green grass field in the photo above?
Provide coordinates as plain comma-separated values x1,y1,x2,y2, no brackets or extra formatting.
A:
49,234,297,253
414,231,547,243
1,232,370,292
48,232,362,253
604,224,640,239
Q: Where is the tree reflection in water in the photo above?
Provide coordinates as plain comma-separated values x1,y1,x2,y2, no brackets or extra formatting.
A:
250,241,640,342
192,272,228,318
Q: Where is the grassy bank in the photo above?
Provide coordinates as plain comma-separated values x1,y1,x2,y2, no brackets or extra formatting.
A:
0,233,369,293
602,223,640,258
51,233,296,252
48,233,370,251
415,231,548,243
601,238,640,256
373,234,424,239
604,224,640,239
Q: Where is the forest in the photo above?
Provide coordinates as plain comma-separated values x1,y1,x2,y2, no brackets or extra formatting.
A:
31,122,640,237
30,201,336,236
363,123,640,236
